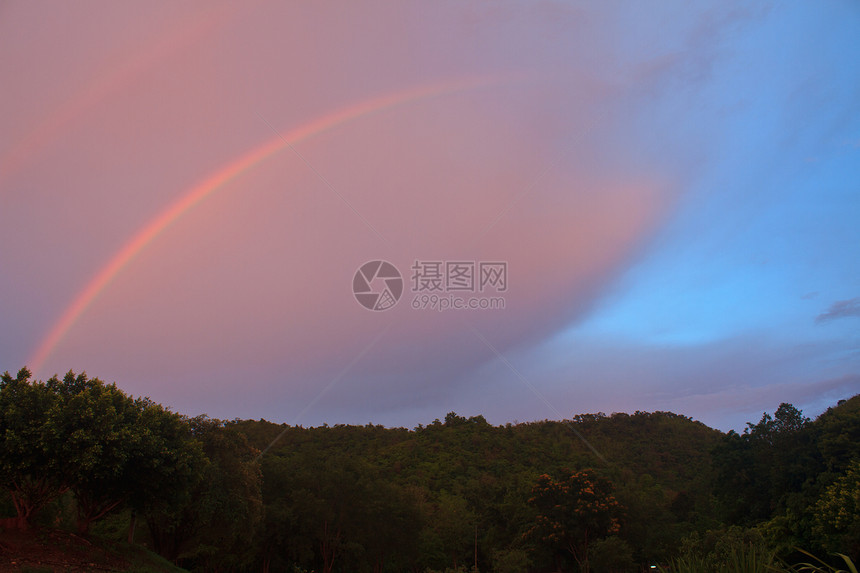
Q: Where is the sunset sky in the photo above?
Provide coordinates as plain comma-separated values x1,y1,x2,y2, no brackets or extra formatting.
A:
2,1,858,432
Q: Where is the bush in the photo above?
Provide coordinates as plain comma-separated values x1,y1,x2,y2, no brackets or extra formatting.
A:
492,548,531,573
662,526,782,572
589,536,636,572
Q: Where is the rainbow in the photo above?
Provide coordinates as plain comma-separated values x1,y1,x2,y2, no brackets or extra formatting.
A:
29,76,505,374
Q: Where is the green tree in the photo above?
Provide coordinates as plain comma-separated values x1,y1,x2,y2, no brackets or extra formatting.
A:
254,447,394,573
713,403,815,525
613,471,677,566
356,478,423,573
132,402,207,560
492,547,531,573
525,469,623,572
45,371,143,534
0,368,65,529
814,459,860,558
0,368,209,537
588,536,635,573
816,396,860,475
254,453,316,573
145,417,262,569
425,491,476,571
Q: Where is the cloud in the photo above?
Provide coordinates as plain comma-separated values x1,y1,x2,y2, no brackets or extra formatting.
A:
816,297,860,323
663,374,860,418
4,2,856,432
8,3,682,401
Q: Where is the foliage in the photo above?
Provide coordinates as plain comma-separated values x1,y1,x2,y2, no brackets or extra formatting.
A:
813,459,860,559
45,371,169,534
713,404,815,526
815,398,860,476
145,416,263,568
0,368,205,534
491,547,530,573
588,536,636,572
253,442,423,573
2,365,858,573
660,526,781,572
525,468,623,572
785,548,858,573
0,367,65,529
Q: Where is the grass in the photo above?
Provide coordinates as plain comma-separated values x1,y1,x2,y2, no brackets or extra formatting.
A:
784,549,858,573
660,547,858,573
659,541,781,573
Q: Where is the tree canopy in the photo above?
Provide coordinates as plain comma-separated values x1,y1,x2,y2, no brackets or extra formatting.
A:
1,367,857,572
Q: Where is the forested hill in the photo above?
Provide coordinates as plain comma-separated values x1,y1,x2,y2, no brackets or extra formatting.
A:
231,410,725,571
226,400,860,572
1,368,858,572
235,409,721,504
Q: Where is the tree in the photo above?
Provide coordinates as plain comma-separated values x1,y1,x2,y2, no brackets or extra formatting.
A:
588,536,635,573
145,417,262,569
254,448,388,573
254,453,316,573
131,401,207,559
41,371,205,537
0,368,206,535
814,459,860,558
45,371,143,534
525,469,623,572
426,491,476,571
356,479,422,573
815,396,860,475
613,471,678,566
0,368,66,529
713,403,816,525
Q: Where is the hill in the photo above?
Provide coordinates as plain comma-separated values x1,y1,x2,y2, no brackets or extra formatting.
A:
1,368,857,572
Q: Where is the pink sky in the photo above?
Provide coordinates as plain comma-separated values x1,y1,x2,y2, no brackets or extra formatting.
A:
2,1,858,430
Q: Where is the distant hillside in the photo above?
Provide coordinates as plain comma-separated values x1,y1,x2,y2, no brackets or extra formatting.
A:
3,368,856,572
234,409,722,495
232,409,726,569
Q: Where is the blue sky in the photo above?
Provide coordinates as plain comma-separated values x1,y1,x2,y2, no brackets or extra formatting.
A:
531,1,860,428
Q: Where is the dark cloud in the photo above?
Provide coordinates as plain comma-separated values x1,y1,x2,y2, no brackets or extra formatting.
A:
816,297,860,323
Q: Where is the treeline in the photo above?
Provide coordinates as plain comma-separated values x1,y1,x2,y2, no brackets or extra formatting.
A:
0,367,261,569
0,367,858,572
